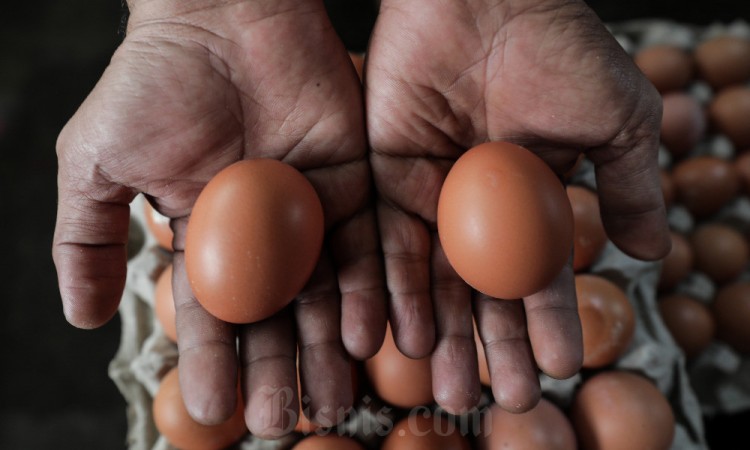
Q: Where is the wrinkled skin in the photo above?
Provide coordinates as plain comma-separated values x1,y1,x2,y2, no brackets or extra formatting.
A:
53,0,385,438
366,0,669,412
52,0,669,436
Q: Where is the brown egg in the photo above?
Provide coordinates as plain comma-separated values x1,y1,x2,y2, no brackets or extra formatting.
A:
563,152,585,180
690,223,749,284
713,281,750,354
709,86,750,149
671,156,740,217
658,294,715,359
349,52,364,82
185,159,324,324
153,367,247,450
575,275,635,368
478,400,577,450
143,199,174,251
292,435,365,450
474,321,491,386
571,371,675,450
295,366,318,433
660,93,707,157
364,324,433,409
658,231,694,291
381,415,471,450
154,264,177,342
634,45,694,93
661,170,675,207
437,142,573,299
733,151,750,193
567,186,607,272
695,35,750,89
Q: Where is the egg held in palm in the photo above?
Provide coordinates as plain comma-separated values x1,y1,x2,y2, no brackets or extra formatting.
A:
437,142,573,299
185,159,324,324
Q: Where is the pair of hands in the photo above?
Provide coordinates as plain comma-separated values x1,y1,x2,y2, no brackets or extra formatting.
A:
53,0,669,439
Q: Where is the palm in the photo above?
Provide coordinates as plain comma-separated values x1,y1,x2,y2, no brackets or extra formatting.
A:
65,27,365,217
54,4,383,437
367,0,668,412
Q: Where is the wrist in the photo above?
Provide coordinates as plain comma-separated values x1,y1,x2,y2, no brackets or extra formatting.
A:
126,0,324,34
379,0,580,16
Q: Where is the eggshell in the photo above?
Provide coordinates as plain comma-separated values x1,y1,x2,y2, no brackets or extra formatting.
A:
143,200,174,251
634,45,694,93
153,367,247,450
694,35,750,89
292,434,365,450
563,153,585,180
185,159,324,324
671,156,740,217
381,414,471,450
660,93,707,157
474,322,491,386
713,281,750,354
364,324,433,409
567,186,607,272
477,400,577,450
658,231,694,291
295,367,318,433
154,264,177,342
349,52,364,82
437,142,573,299
658,293,715,359
571,371,675,450
709,86,750,149
575,274,635,368
733,151,750,193
690,224,749,284
660,170,675,207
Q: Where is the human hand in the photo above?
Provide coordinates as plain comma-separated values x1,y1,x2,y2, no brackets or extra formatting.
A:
53,0,385,437
365,0,670,413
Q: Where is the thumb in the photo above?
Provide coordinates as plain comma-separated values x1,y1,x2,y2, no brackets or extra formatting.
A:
52,141,135,328
588,88,671,261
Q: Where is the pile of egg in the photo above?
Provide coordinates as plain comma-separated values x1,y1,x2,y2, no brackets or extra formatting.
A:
116,23,750,450
138,192,680,449
628,21,750,415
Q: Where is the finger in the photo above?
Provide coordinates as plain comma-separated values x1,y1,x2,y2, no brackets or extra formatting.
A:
172,250,239,425
333,208,388,360
52,161,135,328
523,259,582,379
588,90,671,261
429,236,480,414
378,201,435,358
296,253,354,428
239,309,298,439
474,294,540,413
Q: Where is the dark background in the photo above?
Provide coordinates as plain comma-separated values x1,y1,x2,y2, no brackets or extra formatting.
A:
1,1,748,449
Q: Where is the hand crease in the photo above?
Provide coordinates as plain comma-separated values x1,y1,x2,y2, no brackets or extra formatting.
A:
240,353,296,369
296,290,338,307
299,339,344,356
179,338,236,356
482,335,529,351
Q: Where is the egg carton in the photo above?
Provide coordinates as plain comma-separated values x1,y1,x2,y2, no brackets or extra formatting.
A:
115,188,704,450
107,18,750,450
555,165,705,450
608,18,750,419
